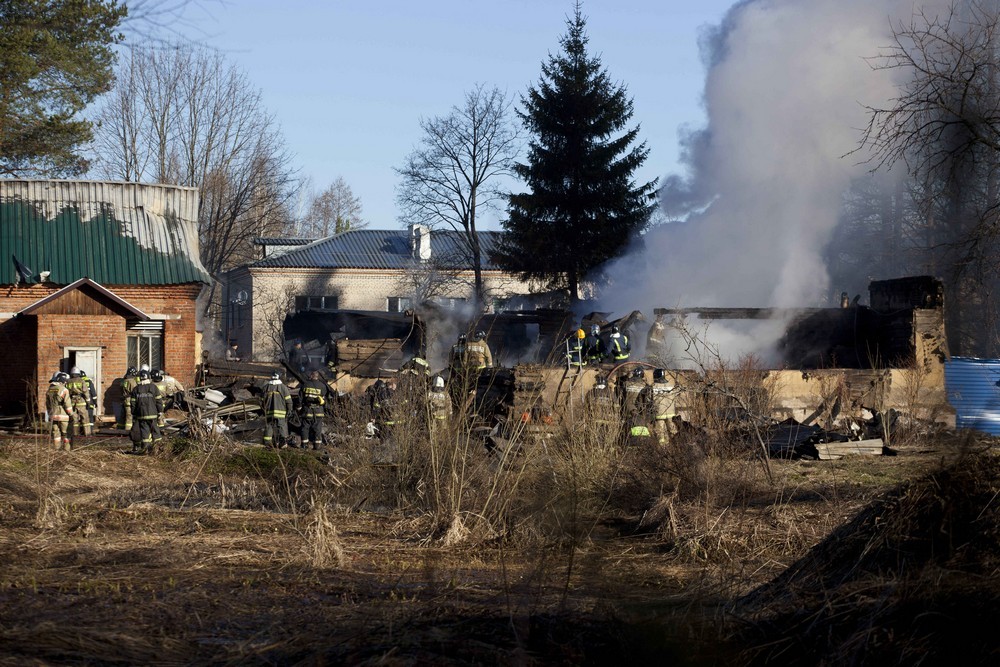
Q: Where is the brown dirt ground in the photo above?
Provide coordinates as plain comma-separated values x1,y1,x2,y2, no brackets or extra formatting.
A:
0,432,965,665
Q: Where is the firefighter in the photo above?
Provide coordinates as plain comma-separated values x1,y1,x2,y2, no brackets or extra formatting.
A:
585,325,606,365
646,314,667,359
640,369,679,445
427,375,453,436
262,371,293,448
463,330,494,372
299,370,330,450
585,375,618,444
118,366,138,430
158,369,186,410
567,328,586,368
150,370,168,442
449,334,467,371
65,367,93,437
129,369,162,455
288,340,308,374
46,372,74,451
617,367,647,419
79,369,98,431
609,325,631,362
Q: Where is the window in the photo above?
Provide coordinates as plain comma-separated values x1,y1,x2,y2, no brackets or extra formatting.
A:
387,296,413,313
432,297,466,310
126,320,164,369
295,295,339,312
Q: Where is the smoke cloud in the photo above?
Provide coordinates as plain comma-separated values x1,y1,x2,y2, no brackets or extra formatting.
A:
598,0,949,363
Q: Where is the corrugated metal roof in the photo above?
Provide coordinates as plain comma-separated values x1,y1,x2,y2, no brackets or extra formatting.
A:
945,357,1000,435
0,179,210,285
250,228,503,271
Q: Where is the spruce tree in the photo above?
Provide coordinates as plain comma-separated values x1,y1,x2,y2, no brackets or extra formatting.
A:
494,4,657,302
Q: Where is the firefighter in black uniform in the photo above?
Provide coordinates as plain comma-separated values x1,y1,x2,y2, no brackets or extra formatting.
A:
129,369,162,455
262,371,293,448
299,370,331,450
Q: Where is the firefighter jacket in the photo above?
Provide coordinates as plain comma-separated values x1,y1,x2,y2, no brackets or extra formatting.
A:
585,385,617,424
584,334,606,363
263,380,292,419
449,341,466,370
618,376,646,416
161,375,185,396
46,383,73,422
462,340,493,371
121,374,139,400
427,388,453,422
646,320,666,352
642,383,678,422
609,333,631,361
83,376,97,405
65,377,91,407
131,380,162,420
299,379,330,418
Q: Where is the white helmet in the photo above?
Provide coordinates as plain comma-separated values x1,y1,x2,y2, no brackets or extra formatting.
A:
432,375,445,390
140,363,150,372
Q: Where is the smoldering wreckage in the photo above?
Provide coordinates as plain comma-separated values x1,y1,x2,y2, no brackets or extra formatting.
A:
6,276,953,461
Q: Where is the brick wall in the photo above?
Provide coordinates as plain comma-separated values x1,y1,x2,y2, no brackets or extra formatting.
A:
0,282,203,417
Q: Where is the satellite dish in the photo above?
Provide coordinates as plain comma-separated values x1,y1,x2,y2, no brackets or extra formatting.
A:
232,289,249,306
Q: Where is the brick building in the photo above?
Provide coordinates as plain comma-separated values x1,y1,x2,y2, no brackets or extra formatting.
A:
223,224,538,361
0,180,209,418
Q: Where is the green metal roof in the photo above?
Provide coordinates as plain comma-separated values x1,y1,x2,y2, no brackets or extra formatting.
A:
0,180,210,285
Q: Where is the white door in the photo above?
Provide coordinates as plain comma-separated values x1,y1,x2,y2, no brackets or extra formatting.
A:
65,347,102,413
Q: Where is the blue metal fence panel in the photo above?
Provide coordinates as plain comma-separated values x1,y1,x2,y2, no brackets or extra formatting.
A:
945,357,1000,435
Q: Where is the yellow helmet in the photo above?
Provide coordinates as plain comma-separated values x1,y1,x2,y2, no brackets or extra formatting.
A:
577,328,586,340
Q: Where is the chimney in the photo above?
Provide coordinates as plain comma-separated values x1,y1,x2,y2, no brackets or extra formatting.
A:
409,223,431,262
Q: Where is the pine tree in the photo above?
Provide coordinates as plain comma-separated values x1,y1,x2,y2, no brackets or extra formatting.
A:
494,4,657,302
0,0,126,177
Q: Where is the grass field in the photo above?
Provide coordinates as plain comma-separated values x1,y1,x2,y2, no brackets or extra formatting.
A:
0,427,993,665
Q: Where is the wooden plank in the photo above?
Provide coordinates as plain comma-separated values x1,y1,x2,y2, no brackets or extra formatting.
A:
815,439,884,460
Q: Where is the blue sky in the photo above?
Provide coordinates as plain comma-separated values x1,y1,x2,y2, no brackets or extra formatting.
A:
182,0,735,229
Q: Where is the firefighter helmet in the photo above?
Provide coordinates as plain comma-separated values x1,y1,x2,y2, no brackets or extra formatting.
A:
50,372,63,383
632,367,644,379
70,366,81,377
432,375,445,390
140,364,150,373
653,368,667,382
590,324,600,336
577,328,586,340
475,330,486,341
151,369,164,382
611,325,620,334
271,371,281,381
138,369,150,381
458,333,467,342
595,377,607,389
126,366,137,376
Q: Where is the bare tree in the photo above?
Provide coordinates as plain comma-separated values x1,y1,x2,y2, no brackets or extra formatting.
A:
859,1,1000,355
298,177,366,238
120,0,224,45
395,84,521,308
91,45,298,318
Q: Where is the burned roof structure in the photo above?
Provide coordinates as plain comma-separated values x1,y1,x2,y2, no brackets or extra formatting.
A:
656,276,948,370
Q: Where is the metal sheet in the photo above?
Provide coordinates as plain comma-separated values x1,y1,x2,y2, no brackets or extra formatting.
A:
945,357,1000,435
252,228,503,271
0,179,209,285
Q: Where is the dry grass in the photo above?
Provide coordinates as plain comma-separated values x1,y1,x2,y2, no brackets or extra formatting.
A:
0,421,986,664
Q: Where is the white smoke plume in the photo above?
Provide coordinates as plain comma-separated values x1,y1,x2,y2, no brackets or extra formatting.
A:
598,0,949,363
